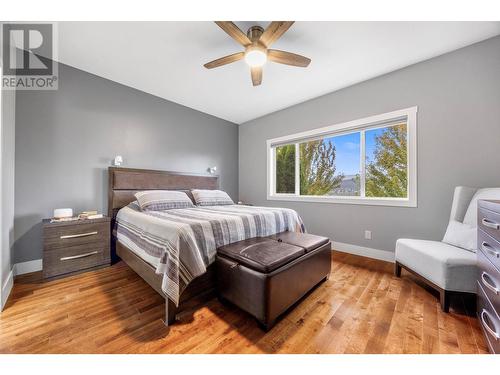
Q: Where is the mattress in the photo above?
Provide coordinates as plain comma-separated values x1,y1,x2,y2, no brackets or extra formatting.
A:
116,202,305,305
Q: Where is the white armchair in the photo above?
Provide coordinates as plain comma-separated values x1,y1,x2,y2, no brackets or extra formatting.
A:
395,186,500,312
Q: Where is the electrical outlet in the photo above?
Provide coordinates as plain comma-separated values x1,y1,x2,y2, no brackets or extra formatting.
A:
364,230,372,240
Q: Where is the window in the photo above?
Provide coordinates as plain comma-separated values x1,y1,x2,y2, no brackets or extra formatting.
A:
300,132,361,196
275,144,295,194
267,107,417,207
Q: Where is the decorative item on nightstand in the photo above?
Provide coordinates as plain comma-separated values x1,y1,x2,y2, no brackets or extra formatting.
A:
476,199,500,354
53,208,73,219
42,216,111,279
78,210,104,220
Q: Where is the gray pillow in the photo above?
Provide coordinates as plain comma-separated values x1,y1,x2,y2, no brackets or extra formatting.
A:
191,189,234,206
134,190,194,211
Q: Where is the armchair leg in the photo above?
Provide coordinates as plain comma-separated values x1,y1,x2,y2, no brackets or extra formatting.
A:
393,259,452,313
394,262,402,277
440,290,450,312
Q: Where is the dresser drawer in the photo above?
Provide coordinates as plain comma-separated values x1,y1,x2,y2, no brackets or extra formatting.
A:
478,206,500,241
479,229,500,271
477,282,500,354
43,242,110,278
44,222,110,250
478,247,500,314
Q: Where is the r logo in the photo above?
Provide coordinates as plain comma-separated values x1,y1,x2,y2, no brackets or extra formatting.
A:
2,23,53,76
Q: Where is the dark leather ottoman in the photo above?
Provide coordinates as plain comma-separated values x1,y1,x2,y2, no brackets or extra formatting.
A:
216,233,331,331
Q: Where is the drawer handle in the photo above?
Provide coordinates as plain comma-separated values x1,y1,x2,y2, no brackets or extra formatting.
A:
60,231,98,239
482,241,500,258
481,272,499,295
482,218,500,230
480,309,500,341
60,251,99,261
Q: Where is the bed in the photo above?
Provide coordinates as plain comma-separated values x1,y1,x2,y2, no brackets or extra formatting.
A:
108,167,304,325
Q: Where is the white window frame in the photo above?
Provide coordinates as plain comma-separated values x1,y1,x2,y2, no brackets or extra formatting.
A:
267,106,417,207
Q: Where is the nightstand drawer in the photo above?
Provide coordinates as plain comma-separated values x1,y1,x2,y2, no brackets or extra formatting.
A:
478,246,500,314
44,222,110,249
477,282,500,354
478,206,500,242
43,242,110,278
479,229,500,272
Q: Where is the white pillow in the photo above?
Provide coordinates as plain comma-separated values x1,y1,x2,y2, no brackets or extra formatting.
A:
191,189,234,206
442,220,477,252
463,188,500,226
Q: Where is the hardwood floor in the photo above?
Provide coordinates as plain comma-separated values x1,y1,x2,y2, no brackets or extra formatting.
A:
0,251,488,354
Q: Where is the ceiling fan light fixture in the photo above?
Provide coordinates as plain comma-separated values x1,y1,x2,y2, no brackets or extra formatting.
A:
205,21,310,86
244,48,267,67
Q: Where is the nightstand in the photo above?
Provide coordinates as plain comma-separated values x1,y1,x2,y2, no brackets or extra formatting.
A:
42,217,111,279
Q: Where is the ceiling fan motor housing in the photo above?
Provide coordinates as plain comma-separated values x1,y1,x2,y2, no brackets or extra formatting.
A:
247,26,264,42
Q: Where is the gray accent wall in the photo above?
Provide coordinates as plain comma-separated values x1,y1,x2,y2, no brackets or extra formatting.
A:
14,62,238,264
239,36,500,256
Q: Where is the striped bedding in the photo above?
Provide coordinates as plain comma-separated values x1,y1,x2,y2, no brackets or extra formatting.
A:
116,202,305,305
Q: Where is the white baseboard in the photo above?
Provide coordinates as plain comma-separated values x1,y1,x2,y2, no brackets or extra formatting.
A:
1,260,42,311
333,241,395,263
14,259,42,276
1,269,14,311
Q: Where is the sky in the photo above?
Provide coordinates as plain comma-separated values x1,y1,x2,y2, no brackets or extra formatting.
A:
324,128,383,176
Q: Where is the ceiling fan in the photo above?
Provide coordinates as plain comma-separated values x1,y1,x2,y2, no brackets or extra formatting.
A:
204,21,311,86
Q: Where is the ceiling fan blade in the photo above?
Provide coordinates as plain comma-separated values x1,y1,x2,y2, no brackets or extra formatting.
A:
204,52,245,69
215,21,252,46
268,49,311,67
259,21,294,47
251,67,262,86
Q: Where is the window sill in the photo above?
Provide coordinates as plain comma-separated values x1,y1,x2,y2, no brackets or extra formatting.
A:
267,194,417,207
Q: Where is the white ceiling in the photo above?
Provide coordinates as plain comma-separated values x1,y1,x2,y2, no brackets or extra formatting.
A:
55,22,500,124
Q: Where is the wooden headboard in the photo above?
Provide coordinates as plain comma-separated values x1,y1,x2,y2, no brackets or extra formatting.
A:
107,167,219,220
